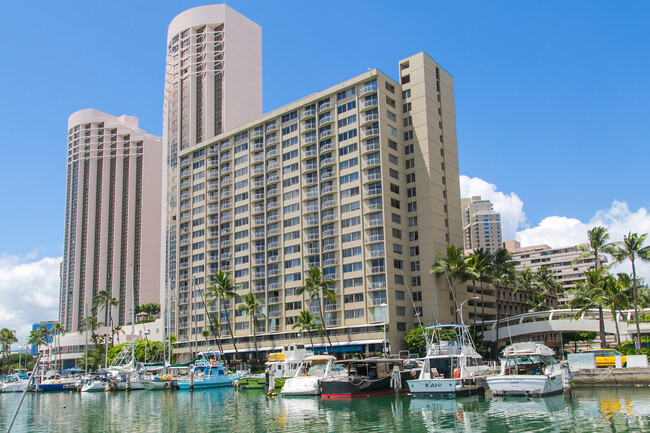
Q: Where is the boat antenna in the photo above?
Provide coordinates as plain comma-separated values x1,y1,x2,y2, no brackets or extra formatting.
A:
401,270,428,350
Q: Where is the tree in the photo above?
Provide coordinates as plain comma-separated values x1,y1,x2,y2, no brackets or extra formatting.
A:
237,292,266,360
466,249,491,329
431,245,471,323
569,269,608,348
0,328,18,374
80,316,102,345
610,232,650,353
298,267,337,356
601,274,631,346
529,266,562,312
52,323,66,371
292,310,324,349
27,325,50,369
491,249,518,356
402,325,432,356
206,270,242,359
93,290,118,368
113,326,122,345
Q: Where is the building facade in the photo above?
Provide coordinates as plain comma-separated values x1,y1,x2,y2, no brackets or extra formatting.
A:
461,196,502,254
171,51,466,360
59,109,162,332
163,4,263,338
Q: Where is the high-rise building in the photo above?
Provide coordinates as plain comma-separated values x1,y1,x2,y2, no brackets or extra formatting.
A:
461,196,502,254
504,240,605,304
59,109,162,332
163,5,263,337
171,51,466,360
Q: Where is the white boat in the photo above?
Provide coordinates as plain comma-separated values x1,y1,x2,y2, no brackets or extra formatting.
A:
407,324,491,396
281,355,344,396
238,343,313,390
1,374,30,393
81,379,106,392
141,375,175,390
486,342,572,396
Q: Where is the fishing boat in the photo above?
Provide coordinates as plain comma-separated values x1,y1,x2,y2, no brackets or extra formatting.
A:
320,358,413,399
281,355,345,396
177,351,238,390
486,342,572,396
238,343,312,390
407,324,491,396
1,374,30,393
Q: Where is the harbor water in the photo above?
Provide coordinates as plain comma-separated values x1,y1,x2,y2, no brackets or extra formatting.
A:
2,387,650,432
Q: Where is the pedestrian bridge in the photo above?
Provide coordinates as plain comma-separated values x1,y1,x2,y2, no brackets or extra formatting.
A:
481,308,650,342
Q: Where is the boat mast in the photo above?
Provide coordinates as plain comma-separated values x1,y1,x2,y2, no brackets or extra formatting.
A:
131,264,136,365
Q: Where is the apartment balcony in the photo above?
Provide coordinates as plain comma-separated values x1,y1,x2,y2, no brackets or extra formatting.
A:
304,176,317,186
322,258,338,267
321,171,335,181
366,235,384,243
180,203,190,211
325,319,340,327
220,202,231,211
208,193,218,203
369,298,387,307
180,168,190,177
301,108,316,119
180,191,190,200
180,179,190,189
267,297,281,305
361,112,379,125
361,128,379,139
304,135,317,144
366,202,382,212
267,227,280,235
321,199,337,209
252,141,264,150
253,154,265,163
266,136,279,145
208,241,219,250
322,243,337,252
368,249,385,258
304,162,318,171
252,203,265,214
319,130,334,140
303,121,316,131
366,219,383,228
220,252,232,260
305,232,320,241
220,190,231,199
363,158,381,169
304,218,319,228
251,129,264,138
267,174,280,183
361,99,378,110
322,214,337,223
254,282,265,291
207,158,219,167
253,231,265,240
267,202,280,211
369,282,387,291
220,215,232,223
253,272,266,279
180,158,190,167
220,165,232,175
363,172,382,183
302,149,318,158
318,101,332,112
266,123,278,133
267,161,279,171
306,248,320,256
221,264,232,272
267,187,279,197
220,155,232,164
253,193,265,201
318,115,333,126
321,185,336,195
267,214,280,223
180,215,191,223
369,265,385,274
220,227,231,235
268,282,281,291
304,204,318,213
253,178,265,187
267,149,279,158
364,188,382,198
360,84,378,97
304,190,319,198
268,269,281,276
254,258,266,266
208,253,218,262
267,241,280,249
320,141,334,153
221,141,232,151
324,303,338,312
221,240,232,247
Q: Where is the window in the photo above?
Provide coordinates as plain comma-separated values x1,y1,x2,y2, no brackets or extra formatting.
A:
389,154,399,165
336,87,356,100
404,131,413,141
412,276,421,286
342,231,361,243
344,309,364,319
338,129,357,142
403,102,411,113
338,114,357,128
281,123,297,135
408,216,418,227
388,139,398,151
339,157,358,171
343,277,363,288
281,111,298,122
409,231,419,242
392,228,402,239
401,74,410,84
387,111,396,122
407,187,416,198
342,262,362,273
344,293,364,303
410,260,420,270
403,117,413,127
389,169,399,180
387,125,397,137
390,183,400,194
406,159,415,169
406,173,416,183
337,100,356,114
385,82,395,93
391,199,401,210
393,244,403,254
396,306,406,316
402,89,411,99
394,259,403,270
408,202,417,212
395,290,405,300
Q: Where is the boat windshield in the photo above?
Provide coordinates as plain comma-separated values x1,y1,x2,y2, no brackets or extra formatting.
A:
505,355,557,368
306,362,328,377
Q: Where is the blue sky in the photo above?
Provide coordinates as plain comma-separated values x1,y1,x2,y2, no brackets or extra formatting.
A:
0,1,649,338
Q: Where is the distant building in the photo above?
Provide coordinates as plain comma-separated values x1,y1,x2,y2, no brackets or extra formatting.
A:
59,109,163,332
461,196,502,254
504,240,605,305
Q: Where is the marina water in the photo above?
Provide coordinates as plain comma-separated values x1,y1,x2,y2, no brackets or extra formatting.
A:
2,387,650,432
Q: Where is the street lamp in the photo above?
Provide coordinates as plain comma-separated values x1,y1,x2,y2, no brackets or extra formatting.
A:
380,303,388,357
457,297,479,326
144,330,150,364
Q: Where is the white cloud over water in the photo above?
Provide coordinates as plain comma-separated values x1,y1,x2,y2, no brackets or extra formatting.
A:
0,253,61,342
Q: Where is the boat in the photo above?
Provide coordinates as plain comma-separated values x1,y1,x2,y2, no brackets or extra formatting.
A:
1,374,30,393
81,378,107,392
485,342,572,396
281,355,345,396
407,324,491,396
177,351,238,390
320,358,413,399
238,343,312,390
141,374,176,390
36,377,78,392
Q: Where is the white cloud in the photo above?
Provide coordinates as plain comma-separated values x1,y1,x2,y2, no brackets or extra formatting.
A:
0,253,61,343
459,175,526,241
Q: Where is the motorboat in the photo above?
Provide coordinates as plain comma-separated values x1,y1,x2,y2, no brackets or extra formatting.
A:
486,342,572,396
141,374,176,390
177,351,238,390
1,374,30,393
36,377,78,392
407,324,491,396
320,358,413,399
238,343,312,390
81,378,107,392
281,355,345,396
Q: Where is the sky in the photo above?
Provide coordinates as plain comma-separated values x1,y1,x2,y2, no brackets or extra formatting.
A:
1,1,649,341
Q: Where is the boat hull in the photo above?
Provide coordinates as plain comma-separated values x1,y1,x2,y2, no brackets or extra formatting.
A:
36,382,77,392
281,377,321,396
177,374,237,390
1,382,29,393
141,379,175,390
321,372,411,399
407,377,485,396
486,372,564,396
238,376,288,390
81,382,106,392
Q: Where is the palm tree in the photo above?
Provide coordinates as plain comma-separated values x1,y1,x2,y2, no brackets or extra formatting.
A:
491,249,518,355
569,269,608,348
298,267,337,356
237,292,267,360
113,326,122,345
93,290,118,368
531,266,562,311
27,325,50,368
81,316,102,345
0,328,18,374
466,249,491,329
610,232,650,353
52,323,66,371
292,310,324,349
431,245,471,323
601,274,631,346
205,270,242,358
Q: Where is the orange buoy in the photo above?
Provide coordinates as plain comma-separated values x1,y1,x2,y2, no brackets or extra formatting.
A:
453,368,460,378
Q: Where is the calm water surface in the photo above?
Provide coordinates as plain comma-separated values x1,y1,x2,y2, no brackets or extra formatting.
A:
2,387,650,432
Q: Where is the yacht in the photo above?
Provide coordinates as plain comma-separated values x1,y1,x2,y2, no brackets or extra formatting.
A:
486,342,572,396
1,374,30,393
320,358,413,399
177,351,238,390
281,355,344,396
238,343,312,390
407,324,491,396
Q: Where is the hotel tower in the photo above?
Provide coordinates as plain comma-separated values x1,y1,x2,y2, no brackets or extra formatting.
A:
59,109,162,332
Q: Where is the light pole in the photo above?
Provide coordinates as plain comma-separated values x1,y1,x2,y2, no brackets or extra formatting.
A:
144,330,150,363
457,297,479,326
18,343,22,374
380,303,388,356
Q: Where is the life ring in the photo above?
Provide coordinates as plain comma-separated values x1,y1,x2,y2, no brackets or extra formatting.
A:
211,360,218,367
453,368,460,379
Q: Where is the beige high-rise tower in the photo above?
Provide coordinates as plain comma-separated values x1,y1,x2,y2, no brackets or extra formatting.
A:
59,109,162,332
461,196,503,254
163,5,263,336
170,51,467,360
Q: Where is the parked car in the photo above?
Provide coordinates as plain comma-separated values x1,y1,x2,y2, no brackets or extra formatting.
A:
580,349,626,367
